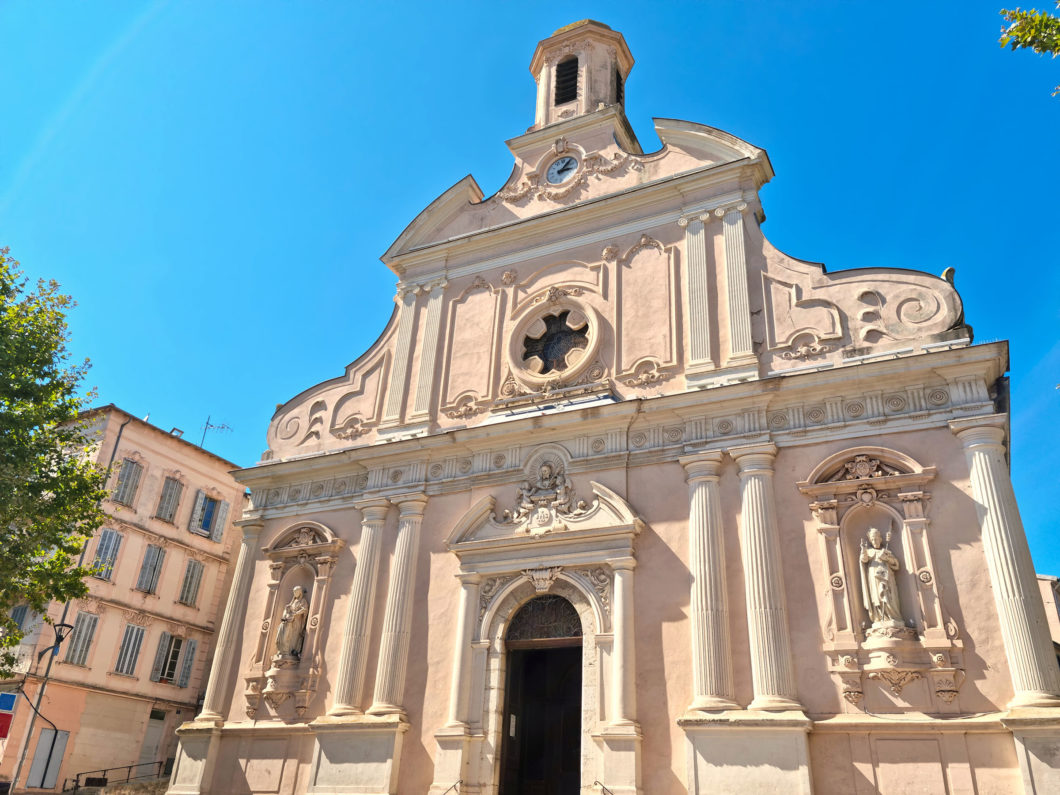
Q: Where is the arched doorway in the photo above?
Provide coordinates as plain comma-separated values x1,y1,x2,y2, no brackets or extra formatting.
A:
500,595,583,795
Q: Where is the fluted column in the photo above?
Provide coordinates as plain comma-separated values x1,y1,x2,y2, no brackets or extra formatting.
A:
197,521,262,721
445,574,481,727
681,452,737,711
329,499,390,716
716,203,754,362
952,416,1060,707
678,213,715,370
611,557,637,725
369,494,428,716
731,443,802,710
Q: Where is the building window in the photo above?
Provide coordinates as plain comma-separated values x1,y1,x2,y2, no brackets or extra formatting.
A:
615,67,624,105
149,632,183,684
554,56,578,105
136,544,166,594
91,528,122,580
177,559,204,607
189,490,230,542
11,604,29,631
155,477,184,523
64,612,99,666
176,638,198,688
115,624,145,676
112,458,143,506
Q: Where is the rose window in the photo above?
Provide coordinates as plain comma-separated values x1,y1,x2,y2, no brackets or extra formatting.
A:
521,311,589,374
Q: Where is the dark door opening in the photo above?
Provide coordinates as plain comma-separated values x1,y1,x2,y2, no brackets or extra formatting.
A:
500,643,582,795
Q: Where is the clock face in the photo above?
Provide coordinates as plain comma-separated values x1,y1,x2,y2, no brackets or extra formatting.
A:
546,156,579,184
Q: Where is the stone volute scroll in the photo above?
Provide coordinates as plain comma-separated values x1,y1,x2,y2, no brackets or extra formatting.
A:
244,521,344,720
798,447,965,713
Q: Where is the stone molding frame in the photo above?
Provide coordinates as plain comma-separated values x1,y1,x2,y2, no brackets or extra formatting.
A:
244,521,344,720
797,446,964,713
430,447,644,794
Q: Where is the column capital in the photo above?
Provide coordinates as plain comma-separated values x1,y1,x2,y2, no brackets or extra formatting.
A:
729,442,778,474
234,520,264,539
457,572,483,586
677,212,711,228
680,450,724,481
391,492,428,517
609,556,637,572
714,201,748,218
950,414,1007,450
355,498,391,522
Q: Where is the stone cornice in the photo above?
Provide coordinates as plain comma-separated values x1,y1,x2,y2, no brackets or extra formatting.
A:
236,343,1007,519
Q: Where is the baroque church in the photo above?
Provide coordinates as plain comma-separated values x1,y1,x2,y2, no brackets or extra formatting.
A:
167,20,1060,795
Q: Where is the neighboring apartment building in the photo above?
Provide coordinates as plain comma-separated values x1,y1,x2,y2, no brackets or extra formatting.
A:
0,405,243,792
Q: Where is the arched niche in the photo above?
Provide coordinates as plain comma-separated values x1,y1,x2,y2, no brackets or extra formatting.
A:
798,446,965,713
244,521,344,720
430,468,642,795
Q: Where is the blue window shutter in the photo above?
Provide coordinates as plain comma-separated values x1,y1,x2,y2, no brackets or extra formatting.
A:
176,638,198,687
210,501,229,542
150,632,171,682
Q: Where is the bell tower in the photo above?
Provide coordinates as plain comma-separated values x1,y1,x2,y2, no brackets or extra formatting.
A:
528,20,634,130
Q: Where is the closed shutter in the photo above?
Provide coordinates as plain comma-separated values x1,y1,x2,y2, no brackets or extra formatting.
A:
93,529,122,580
114,459,143,505
137,545,160,592
63,612,98,666
188,490,206,534
115,624,145,675
149,632,171,682
178,559,204,606
210,501,229,542
176,638,198,687
156,478,183,523
11,604,29,630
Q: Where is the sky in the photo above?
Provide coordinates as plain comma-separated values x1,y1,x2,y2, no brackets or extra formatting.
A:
2,2,1058,569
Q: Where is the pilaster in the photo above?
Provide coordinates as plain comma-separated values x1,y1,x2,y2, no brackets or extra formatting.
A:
409,281,447,422
730,443,802,710
717,203,755,366
680,451,737,711
329,500,391,716
678,213,715,376
380,287,419,427
950,415,1060,708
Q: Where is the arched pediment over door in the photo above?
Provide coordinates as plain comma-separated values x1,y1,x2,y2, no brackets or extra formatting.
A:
430,452,645,795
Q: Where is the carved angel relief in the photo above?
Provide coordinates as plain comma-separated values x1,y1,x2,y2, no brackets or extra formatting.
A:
497,461,593,535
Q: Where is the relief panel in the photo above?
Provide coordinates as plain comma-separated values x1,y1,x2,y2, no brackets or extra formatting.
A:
442,281,502,410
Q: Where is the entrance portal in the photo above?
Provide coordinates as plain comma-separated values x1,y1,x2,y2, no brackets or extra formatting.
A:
500,596,583,795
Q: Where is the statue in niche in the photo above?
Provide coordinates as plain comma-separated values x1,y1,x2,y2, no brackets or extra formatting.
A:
274,585,309,659
860,527,904,627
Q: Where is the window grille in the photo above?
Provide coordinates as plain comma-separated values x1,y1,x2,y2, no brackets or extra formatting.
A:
112,459,143,506
554,57,578,105
156,477,184,523
178,559,204,606
506,595,582,642
64,612,99,666
136,544,166,593
115,624,145,675
92,528,122,580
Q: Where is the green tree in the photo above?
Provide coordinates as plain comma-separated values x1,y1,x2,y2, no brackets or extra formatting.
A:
0,247,107,678
1000,3,1060,94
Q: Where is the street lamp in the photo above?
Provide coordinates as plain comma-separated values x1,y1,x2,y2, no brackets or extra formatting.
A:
11,620,76,790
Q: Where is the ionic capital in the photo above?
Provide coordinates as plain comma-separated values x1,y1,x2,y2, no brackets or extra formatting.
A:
950,414,1007,452
355,498,391,523
729,442,778,475
713,201,749,219
391,492,429,518
680,450,724,482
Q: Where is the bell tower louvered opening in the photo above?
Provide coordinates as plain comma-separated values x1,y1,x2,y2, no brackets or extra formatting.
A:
554,57,578,106
615,67,624,105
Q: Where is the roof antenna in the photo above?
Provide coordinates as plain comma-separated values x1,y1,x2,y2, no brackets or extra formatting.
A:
200,415,232,447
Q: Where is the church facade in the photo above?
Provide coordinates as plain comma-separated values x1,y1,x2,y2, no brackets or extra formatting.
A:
168,21,1060,795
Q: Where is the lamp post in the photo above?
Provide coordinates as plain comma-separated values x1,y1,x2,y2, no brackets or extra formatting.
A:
10,620,74,790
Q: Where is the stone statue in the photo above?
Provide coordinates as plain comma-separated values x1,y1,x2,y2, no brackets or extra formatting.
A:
859,528,903,626
274,586,309,658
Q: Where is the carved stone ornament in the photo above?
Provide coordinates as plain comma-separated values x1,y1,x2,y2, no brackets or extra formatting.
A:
498,460,593,534
859,526,911,637
840,674,864,705
524,566,562,593
623,359,674,387
332,414,370,440
867,669,923,696
830,455,901,482
445,395,486,420
498,147,642,204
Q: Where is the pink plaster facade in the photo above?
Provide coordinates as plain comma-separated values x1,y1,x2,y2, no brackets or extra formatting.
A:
1,406,243,792
169,21,1060,795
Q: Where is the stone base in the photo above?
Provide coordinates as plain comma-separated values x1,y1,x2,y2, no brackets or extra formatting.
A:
306,715,408,794
1003,708,1060,795
592,722,642,795
428,724,472,795
680,710,812,795
166,720,221,795
686,361,759,390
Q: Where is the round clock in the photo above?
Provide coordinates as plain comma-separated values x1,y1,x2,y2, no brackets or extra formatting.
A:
546,155,579,184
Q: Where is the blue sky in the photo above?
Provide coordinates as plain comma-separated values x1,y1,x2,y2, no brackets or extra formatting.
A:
2,2,1058,570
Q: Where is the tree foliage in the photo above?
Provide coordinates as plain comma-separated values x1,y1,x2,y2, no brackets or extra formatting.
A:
0,248,107,678
1000,3,1060,94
